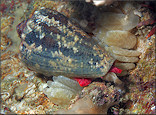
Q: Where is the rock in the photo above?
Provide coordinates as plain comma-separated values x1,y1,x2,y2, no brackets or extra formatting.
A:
56,82,124,114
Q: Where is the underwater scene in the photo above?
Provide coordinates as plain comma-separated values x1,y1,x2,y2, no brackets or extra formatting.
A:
1,0,155,114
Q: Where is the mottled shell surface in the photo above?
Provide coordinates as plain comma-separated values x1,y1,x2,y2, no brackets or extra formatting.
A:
17,8,115,78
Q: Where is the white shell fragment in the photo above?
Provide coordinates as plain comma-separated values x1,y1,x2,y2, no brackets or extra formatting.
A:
106,46,141,57
104,30,137,49
86,0,115,6
43,76,83,106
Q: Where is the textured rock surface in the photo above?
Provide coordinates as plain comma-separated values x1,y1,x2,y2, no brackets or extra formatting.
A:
56,82,124,114
1,0,155,114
